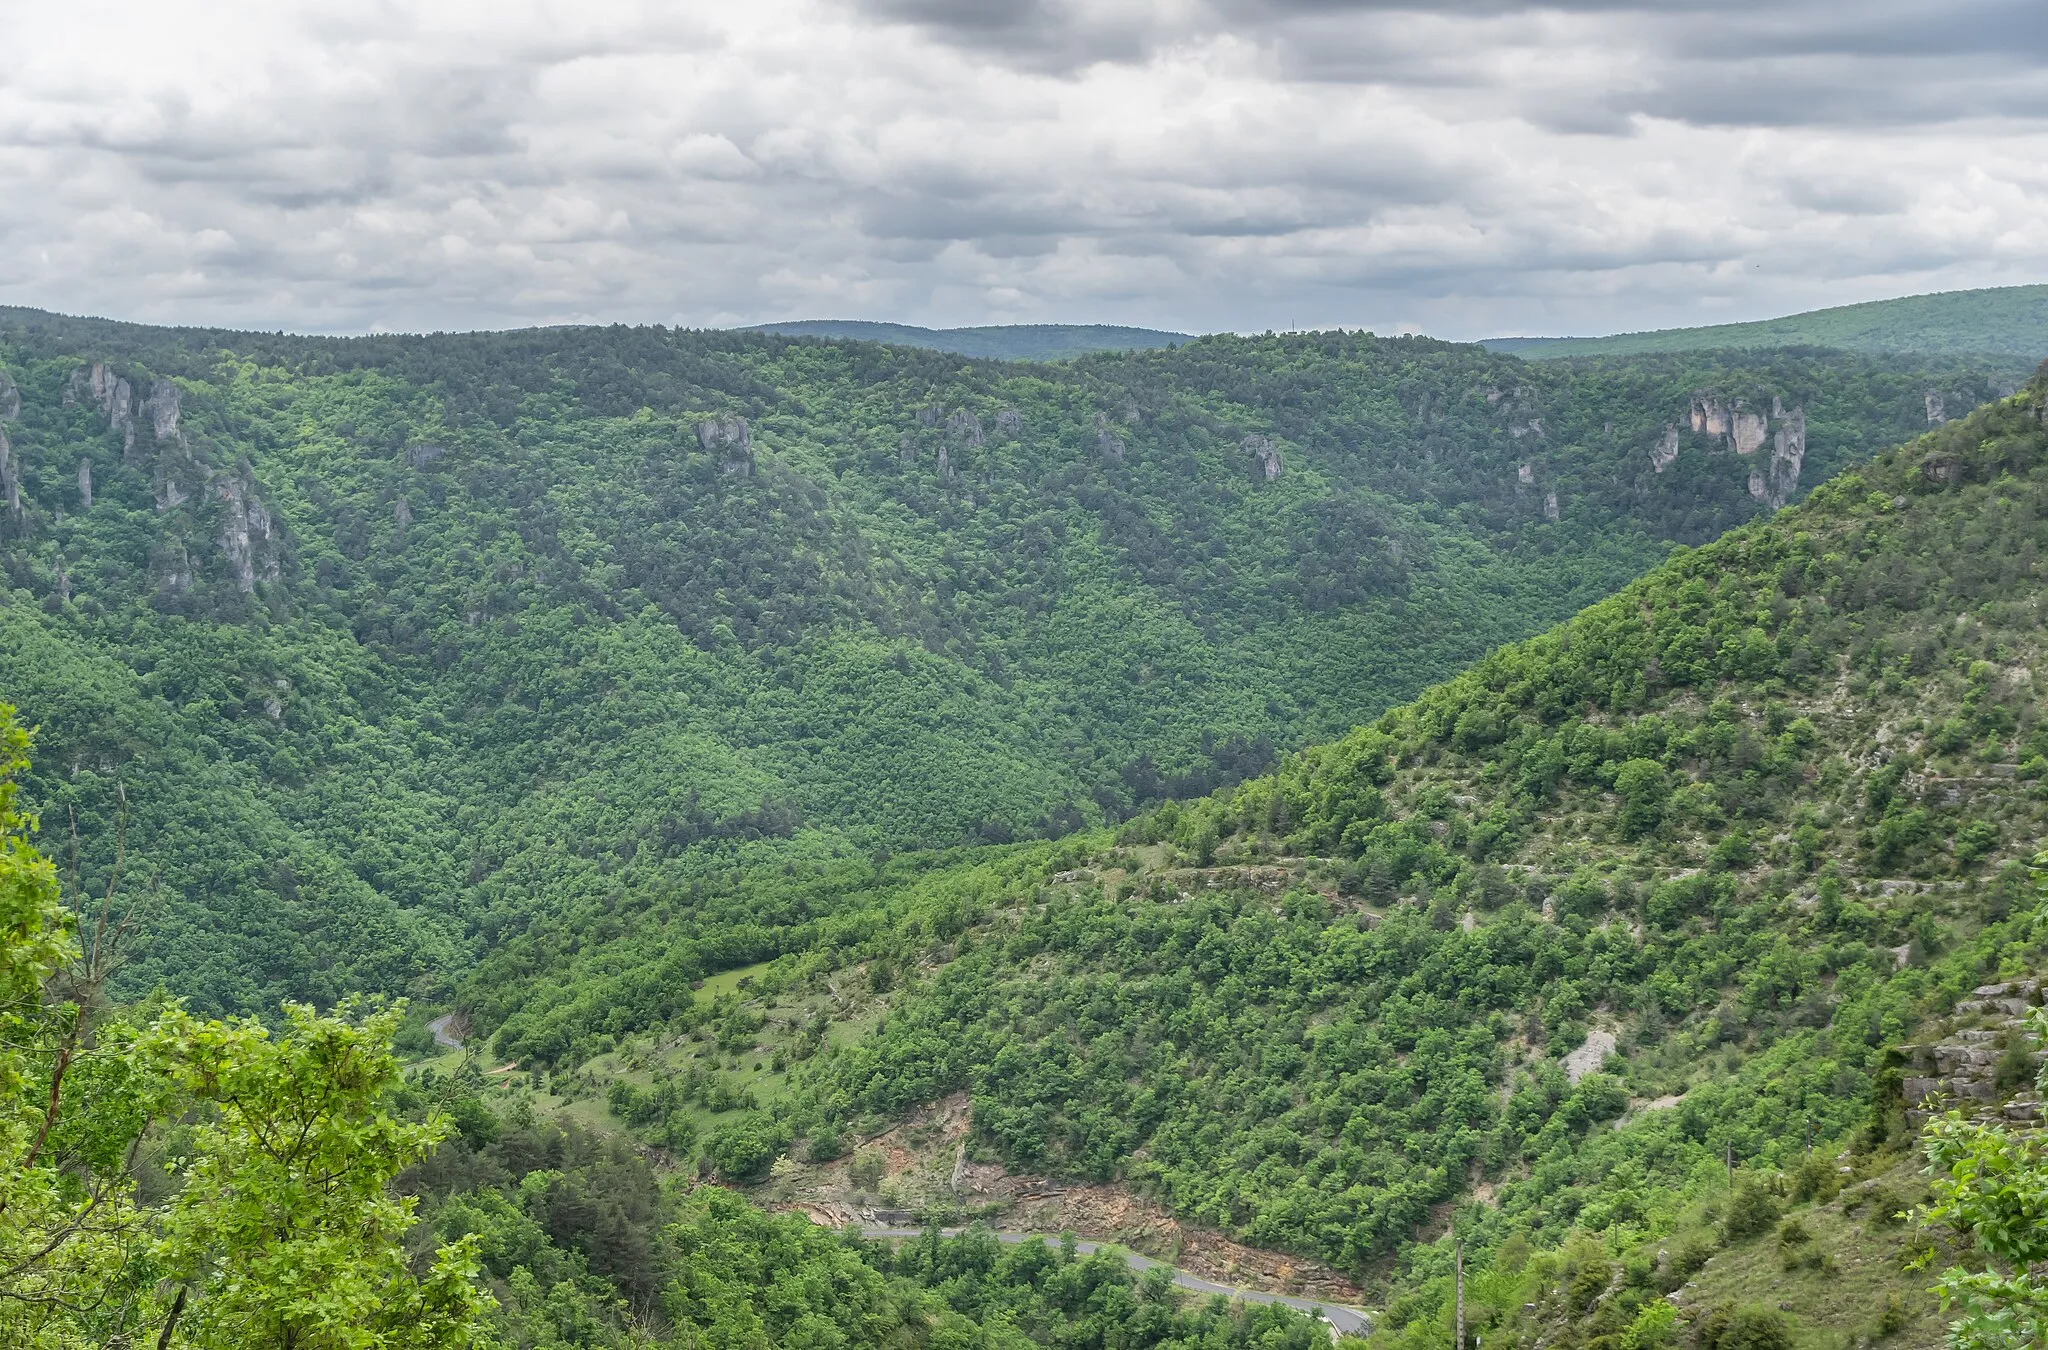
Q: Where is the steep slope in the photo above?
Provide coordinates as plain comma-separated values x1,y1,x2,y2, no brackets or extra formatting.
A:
0,306,2012,1013
566,373,2048,1325
740,320,1193,360
1489,283,2048,366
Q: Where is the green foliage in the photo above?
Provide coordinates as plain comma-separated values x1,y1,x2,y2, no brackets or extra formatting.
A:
1690,1304,1794,1350
1495,284,2048,364
650,370,2048,1302
0,709,489,1347
1722,1183,1781,1243
1913,1006,2048,1350
742,320,1192,361
0,311,2008,1017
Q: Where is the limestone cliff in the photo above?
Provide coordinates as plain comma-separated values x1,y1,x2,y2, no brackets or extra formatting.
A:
1094,413,1125,462
1242,434,1282,481
1650,426,1680,473
697,418,754,476
1747,405,1807,509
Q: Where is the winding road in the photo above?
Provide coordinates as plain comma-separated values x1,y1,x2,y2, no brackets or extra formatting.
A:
855,1228,1372,1336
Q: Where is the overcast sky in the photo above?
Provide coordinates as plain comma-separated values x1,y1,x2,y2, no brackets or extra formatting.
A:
3,0,2045,339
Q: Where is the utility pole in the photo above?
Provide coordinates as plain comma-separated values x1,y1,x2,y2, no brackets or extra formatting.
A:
1455,1236,1465,1350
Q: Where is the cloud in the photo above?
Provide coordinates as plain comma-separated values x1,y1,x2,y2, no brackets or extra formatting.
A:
0,0,2043,339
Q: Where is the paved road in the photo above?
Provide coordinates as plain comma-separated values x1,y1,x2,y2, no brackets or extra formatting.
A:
855,1227,1371,1336
427,1013,464,1050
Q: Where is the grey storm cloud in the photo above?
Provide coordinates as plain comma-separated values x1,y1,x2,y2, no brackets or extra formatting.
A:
1,0,2045,340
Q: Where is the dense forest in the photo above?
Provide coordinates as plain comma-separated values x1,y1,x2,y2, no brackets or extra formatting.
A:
5,303,2048,1349
471,373,2048,1346
740,321,1194,361
0,306,2008,1014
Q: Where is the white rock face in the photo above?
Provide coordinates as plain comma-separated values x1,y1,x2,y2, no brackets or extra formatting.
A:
1731,409,1769,457
1544,491,1560,522
1094,413,1124,461
77,460,92,508
993,409,1022,436
946,409,984,447
0,370,18,422
215,472,280,592
1517,461,1535,485
147,379,182,442
1747,405,1807,509
1243,434,1282,481
1650,426,1680,473
1565,1028,1617,1084
1690,396,1729,437
697,417,754,476
1926,391,1948,425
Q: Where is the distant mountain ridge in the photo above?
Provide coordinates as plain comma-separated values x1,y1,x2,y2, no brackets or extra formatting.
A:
740,319,1191,361
1486,283,2048,365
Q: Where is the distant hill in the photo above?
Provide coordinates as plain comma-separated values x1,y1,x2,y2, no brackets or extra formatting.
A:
740,319,1191,361
1487,283,2048,365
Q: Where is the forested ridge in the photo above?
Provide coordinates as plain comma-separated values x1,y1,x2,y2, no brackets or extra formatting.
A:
1493,284,2048,364
6,302,2048,1349
0,306,2001,1013
485,372,2048,1349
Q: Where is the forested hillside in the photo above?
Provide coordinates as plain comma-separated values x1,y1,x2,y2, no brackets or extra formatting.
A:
1491,283,2048,365
518,372,2048,1347
741,320,1193,360
0,306,2004,1014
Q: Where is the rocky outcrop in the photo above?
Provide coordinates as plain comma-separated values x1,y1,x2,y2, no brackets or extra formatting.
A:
936,445,954,482
899,434,917,465
146,379,182,442
153,540,193,596
1517,462,1535,486
215,471,281,592
697,418,754,476
0,427,17,516
1746,406,1806,508
0,370,18,422
1243,434,1282,481
406,442,445,469
1095,413,1125,462
1651,426,1680,473
1690,396,1730,438
69,363,137,454
946,409,984,448
1730,409,1769,457
1898,980,2045,1128
77,460,92,509
993,409,1022,437
1925,391,1947,425
1687,393,1808,506
1544,491,1560,522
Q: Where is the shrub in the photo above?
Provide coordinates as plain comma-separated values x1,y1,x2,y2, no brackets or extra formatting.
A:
711,1119,780,1182
1693,1304,1793,1350
1721,1182,1780,1243
848,1145,887,1191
